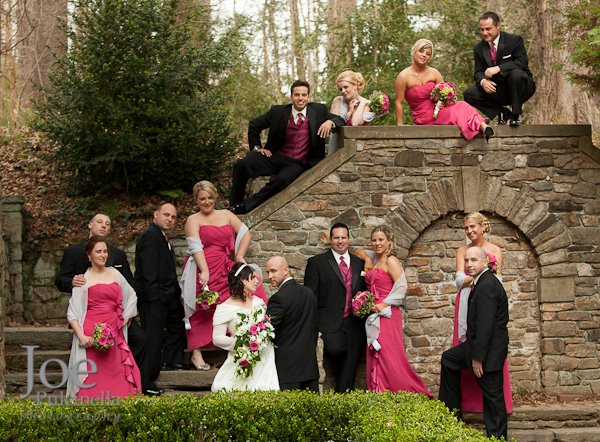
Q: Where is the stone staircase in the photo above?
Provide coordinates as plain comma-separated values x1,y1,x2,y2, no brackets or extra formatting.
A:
4,326,600,441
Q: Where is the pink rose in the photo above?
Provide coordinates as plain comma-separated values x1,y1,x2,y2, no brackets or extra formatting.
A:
200,299,209,310
249,325,258,335
98,337,107,346
249,341,259,351
352,301,361,310
257,322,266,330
239,359,249,367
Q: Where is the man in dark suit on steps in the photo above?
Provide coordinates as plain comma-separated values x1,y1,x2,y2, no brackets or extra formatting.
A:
229,80,345,214
135,203,186,389
55,213,156,395
266,255,319,392
439,246,509,440
463,11,536,126
304,222,366,393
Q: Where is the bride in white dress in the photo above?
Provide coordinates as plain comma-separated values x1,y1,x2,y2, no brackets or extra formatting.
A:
211,262,279,391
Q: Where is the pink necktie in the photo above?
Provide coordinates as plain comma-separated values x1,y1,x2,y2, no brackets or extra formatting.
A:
339,256,352,317
297,113,305,125
490,42,497,65
163,231,171,250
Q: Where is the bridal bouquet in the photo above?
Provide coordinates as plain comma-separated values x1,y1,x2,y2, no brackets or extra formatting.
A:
92,322,115,351
352,291,375,317
232,307,275,378
367,90,390,117
196,286,220,311
485,252,498,274
430,82,458,118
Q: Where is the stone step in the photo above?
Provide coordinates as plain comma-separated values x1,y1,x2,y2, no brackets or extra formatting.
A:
509,427,600,442
5,326,73,350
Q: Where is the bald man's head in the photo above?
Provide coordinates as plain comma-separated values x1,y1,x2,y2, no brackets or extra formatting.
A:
266,256,290,288
465,246,487,277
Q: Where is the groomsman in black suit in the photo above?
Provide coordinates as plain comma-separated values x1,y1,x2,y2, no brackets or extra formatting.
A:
463,11,536,126
304,222,366,393
229,80,345,214
55,213,156,395
135,203,186,386
266,256,319,392
439,246,509,440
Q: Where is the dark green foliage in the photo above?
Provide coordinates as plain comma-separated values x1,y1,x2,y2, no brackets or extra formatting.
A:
34,0,243,195
0,391,494,441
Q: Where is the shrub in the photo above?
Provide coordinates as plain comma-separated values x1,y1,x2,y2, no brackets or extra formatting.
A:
0,391,494,441
34,0,243,195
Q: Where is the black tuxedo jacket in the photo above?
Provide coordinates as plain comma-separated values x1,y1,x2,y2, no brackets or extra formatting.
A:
304,250,366,333
55,241,133,293
465,270,509,372
134,223,180,304
473,31,533,86
248,103,345,168
266,279,319,384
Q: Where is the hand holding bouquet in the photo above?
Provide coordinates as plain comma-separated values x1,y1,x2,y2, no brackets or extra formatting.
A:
352,291,375,317
92,322,115,351
232,306,275,378
196,285,220,311
367,90,390,117
430,82,458,118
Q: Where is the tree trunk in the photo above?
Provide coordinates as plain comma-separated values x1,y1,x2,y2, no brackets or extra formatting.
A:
1,0,19,122
326,0,356,73
289,0,305,80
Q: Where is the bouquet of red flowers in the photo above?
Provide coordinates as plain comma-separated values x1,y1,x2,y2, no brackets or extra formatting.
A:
233,307,275,378
352,291,375,317
196,286,220,311
92,322,115,351
367,90,390,117
485,251,498,274
430,82,458,118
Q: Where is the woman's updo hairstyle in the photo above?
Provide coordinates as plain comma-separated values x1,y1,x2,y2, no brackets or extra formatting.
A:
336,70,366,93
371,225,398,258
463,212,491,234
411,38,434,59
192,180,218,201
228,262,255,301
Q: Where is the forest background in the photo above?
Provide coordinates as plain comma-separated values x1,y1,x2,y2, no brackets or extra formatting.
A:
0,0,599,243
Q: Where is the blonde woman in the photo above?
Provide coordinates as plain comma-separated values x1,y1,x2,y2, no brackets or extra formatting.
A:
454,212,513,413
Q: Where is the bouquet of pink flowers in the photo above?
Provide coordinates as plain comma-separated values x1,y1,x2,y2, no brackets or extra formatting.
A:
430,82,458,118
352,291,375,317
232,306,275,378
92,322,115,351
196,286,220,311
367,90,390,117
485,251,498,274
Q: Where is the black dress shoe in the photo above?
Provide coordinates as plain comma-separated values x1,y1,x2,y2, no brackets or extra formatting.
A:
143,388,164,397
484,126,494,143
496,107,510,125
161,363,184,371
509,114,522,126
230,203,247,215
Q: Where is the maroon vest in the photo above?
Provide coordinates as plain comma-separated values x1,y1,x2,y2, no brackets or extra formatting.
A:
279,112,310,163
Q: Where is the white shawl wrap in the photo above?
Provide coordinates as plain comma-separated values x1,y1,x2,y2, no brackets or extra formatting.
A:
66,268,137,399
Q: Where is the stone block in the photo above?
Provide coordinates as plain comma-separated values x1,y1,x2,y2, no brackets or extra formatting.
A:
277,231,308,246
553,427,600,442
541,339,565,354
564,343,597,358
549,199,584,212
461,166,480,213
576,294,600,311
540,263,577,277
542,355,579,370
388,176,426,192
558,370,580,385
301,217,331,230
541,321,578,337
394,150,424,167
527,153,554,167
584,200,600,215
517,201,550,234
480,152,515,171
571,227,600,245
538,277,574,302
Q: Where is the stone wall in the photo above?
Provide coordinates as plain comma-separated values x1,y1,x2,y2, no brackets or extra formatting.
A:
0,185,7,398
3,124,599,397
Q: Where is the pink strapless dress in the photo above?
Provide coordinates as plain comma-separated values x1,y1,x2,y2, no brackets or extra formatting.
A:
405,82,484,140
453,254,513,413
365,269,432,396
185,225,267,350
79,282,141,400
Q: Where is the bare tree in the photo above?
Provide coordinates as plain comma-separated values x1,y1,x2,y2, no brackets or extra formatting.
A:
326,0,356,73
289,0,305,79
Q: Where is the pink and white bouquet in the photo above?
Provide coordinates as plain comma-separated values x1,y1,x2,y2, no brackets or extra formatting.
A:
91,322,115,351
196,286,220,311
485,251,498,274
367,90,390,117
232,306,275,378
430,82,458,118
352,291,375,318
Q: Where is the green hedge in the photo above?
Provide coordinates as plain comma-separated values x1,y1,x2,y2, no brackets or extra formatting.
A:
0,391,496,441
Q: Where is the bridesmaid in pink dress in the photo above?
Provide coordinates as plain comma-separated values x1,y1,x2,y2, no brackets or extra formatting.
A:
395,39,493,142
364,226,432,396
181,180,267,370
454,212,513,413
66,236,141,400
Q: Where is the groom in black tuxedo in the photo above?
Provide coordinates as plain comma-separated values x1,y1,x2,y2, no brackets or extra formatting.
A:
439,246,509,440
304,222,366,393
229,80,345,214
266,256,319,392
463,11,536,126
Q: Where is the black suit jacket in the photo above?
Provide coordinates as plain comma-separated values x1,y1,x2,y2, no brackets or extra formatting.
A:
473,31,533,86
55,241,133,293
304,250,366,334
248,103,345,168
134,223,180,304
465,270,509,372
266,279,319,384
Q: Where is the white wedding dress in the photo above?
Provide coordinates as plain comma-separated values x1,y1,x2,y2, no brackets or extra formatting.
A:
211,296,279,392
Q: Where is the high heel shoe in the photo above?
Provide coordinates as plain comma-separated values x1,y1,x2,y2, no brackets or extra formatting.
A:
191,356,210,371
484,126,494,144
